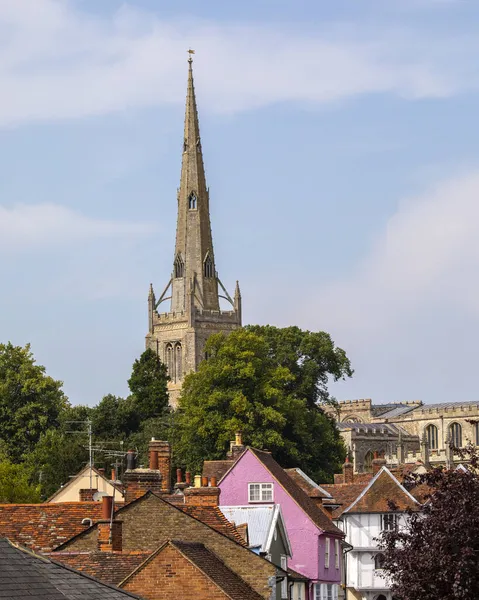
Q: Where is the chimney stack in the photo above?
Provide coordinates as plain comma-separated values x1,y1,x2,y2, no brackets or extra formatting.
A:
372,452,387,475
149,439,172,493
79,489,98,502
184,477,220,507
185,472,191,485
97,496,122,552
227,431,246,460
342,455,354,484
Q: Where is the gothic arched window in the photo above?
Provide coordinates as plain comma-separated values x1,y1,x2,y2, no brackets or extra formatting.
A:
166,344,175,382
364,450,374,473
188,192,197,210
450,422,462,448
426,424,439,450
374,554,385,570
175,343,182,382
174,254,184,278
204,254,214,278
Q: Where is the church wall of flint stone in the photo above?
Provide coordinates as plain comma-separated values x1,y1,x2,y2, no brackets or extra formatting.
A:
145,59,241,407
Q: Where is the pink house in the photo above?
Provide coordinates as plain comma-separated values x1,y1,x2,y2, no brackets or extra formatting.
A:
205,445,344,600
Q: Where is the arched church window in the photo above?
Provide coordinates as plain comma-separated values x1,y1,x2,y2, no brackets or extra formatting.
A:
175,343,182,381
364,450,374,473
426,424,439,450
450,422,462,448
188,192,197,210
166,344,175,382
174,254,184,278
203,254,214,278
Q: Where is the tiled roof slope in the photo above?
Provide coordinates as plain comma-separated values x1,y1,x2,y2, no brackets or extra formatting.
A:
344,467,420,514
51,551,150,585
321,483,370,518
249,449,343,536
203,460,234,481
284,468,331,499
0,538,142,600
170,540,265,600
179,504,246,545
0,503,104,552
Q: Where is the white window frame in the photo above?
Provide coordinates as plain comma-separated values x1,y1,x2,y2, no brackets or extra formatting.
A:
324,537,330,569
248,482,273,503
334,538,340,569
314,584,338,600
280,555,288,599
381,513,398,532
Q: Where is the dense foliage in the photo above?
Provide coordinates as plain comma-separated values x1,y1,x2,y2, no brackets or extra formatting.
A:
174,326,352,480
379,446,479,600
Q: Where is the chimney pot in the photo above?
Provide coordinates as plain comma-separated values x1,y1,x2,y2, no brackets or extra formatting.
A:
185,472,191,485
235,431,242,446
176,468,182,483
210,476,217,487
102,495,113,520
201,476,208,487
194,475,202,488
149,449,159,470
111,468,116,482
126,450,136,471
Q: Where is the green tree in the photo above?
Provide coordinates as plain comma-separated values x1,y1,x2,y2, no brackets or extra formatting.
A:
174,327,350,481
90,394,140,441
128,349,170,419
0,343,68,461
0,457,41,503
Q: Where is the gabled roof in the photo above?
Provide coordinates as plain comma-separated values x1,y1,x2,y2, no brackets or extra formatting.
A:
320,483,370,518
0,502,104,552
220,504,292,556
48,551,150,586
0,538,141,599
245,448,343,536
343,466,421,514
121,540,265,600
203,460,235,482
284,468,333,499
47,465,123,502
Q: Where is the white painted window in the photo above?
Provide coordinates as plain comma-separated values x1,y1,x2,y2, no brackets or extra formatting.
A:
381,513,398,531
280,555,288,598
248,483,273,502
324,537,330,569
314,584,338,600
334,538,340,569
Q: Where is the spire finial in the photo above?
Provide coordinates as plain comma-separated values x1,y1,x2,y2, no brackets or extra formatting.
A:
187,48,195,66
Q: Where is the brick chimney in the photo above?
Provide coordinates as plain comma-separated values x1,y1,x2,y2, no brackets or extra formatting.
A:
123,444,163,503
97,496,122,552
342,455,354,484
184,477,220,507
226,431,246,460
79,488,98,502
149,439,172,493
372,452,387,475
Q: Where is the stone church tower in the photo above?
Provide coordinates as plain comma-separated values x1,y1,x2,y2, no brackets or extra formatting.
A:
146,58,242,407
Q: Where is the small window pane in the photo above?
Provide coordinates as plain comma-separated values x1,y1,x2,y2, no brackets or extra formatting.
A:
249,484,260,502
382,514,397,531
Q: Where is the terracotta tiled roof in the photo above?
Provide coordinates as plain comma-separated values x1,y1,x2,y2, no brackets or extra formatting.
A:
0,502,104,552
179,505,247,546
343,467,420,514
284,468,331,499
168,540,265,600
333,471,373,485
203,460,234,481
51,551,150,585
0,538,141,599
249,449,343,536
320,483,370,517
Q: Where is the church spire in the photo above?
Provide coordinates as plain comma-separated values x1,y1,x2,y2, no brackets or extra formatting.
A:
171,56,219,313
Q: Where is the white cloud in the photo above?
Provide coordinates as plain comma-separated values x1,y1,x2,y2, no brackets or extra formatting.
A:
0,0,475,126
0,203,157,249
311,170,479,337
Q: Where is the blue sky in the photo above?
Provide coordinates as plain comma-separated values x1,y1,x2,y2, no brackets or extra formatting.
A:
1,0,479,406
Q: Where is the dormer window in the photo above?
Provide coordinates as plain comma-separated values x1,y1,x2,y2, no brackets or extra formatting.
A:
248,483,273,502
188,192,197,209
203,254,214,278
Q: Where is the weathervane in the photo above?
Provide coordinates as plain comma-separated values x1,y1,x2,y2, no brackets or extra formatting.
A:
188,48,195,64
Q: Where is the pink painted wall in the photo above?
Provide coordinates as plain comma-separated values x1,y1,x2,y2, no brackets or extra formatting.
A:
219,449,341,584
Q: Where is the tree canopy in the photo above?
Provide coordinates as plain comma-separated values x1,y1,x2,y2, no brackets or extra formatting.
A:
128,348,169,419
0,343,68,461
379,447,479,600
173,326,352,480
